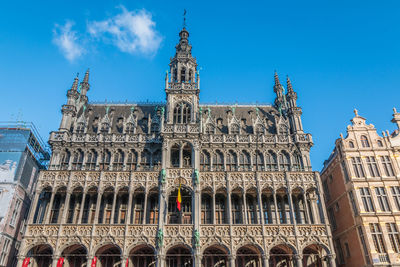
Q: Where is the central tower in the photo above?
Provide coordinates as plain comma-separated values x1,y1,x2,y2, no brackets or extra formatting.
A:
165,27,200,124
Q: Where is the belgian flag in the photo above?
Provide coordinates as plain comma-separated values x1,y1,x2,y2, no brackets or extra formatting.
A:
177,183,182,211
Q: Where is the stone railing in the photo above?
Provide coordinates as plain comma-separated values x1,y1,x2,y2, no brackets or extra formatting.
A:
49,132,162,144
162,124,200,134
200,133,313,145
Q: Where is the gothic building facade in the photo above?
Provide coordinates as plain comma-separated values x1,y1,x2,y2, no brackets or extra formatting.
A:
18,26,336,267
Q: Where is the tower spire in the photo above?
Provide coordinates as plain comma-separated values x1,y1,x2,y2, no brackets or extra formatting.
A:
286,75,293,93
80,69,90,100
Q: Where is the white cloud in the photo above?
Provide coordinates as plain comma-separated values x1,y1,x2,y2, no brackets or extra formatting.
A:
52,21,85,62
88,7,162,55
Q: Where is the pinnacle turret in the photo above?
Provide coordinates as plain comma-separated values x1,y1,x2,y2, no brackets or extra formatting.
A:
80,68,90,98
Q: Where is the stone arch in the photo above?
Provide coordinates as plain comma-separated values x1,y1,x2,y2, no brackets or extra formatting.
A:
60,243,88,267
202,244,230,267
33,186,53,224
269,243,297,267
166,244,193,267
127,244,156,267
236,244,263,267
25,243,53,267
95,243,122,267
302,243,330,267
245,187,259,224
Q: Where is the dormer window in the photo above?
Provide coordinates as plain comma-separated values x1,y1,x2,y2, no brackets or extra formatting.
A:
377,140,383,147
230,124,240,135
188,70,193,82
361,135,370,147
76,123,85,134
205,124,214,134
349,141,355,148
126,123,134,134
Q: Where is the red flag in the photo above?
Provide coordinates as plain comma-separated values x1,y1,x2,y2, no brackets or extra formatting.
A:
56,257,64,267
91,257,97,267
22,258,30,267
176,183,182,211
125,258,129,267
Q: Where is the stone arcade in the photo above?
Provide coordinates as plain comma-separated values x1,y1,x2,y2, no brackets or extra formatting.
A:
18,26,336,267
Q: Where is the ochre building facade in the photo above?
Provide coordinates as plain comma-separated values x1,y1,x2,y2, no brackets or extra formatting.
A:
18,26,336,267
321,109,400,266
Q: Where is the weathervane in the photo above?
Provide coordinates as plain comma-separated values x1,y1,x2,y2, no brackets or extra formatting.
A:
183,9,187,28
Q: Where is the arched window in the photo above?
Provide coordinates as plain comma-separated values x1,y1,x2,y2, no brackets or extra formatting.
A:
278,152,290,171
173,68,178,82
377,140,383,147
349,141,355,148
60,150,71,170
126,150,138,171
171,144,180,167
113,150,124,171
100,150,111,170
254,151,264,171
71,150,84,170
230,124,240,135
173,102,191,124
183,144,192,167
292,153,303,171
152,150,161,170
181,67,186,82
200,150,211,171
265,152,277,171
215,194,227,224
361,135,370,147
231,194,243,224
226,150,237,171
239,150,251,171
141,150,151,170
213,150,224,171
201,193,212,224
86,150,97,170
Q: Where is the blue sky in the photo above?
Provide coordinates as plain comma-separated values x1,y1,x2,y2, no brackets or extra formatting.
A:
1,0,399,169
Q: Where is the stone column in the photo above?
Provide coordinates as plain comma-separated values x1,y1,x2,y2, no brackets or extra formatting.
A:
243,193,248,224
78,190,87,224
262,254,269,267
327,255,336,267
126,189,134,224
44,190,56,224
303,193,311,224
228,255,235,267
52,255,59,267
257,186,264,225
212,191,216,224
143,190,148,224
179,146,183,168
61,190,72,224
227,192,232,225
110,191,117,224
294,254,303,267
273,192,279,224
121,256,128,267
94,190,103,224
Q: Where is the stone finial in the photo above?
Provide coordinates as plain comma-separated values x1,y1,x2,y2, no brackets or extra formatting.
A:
286,75,293,92
274,71,281,86
382,131,386,137
340,133,343,139
394,107,397,114
83,69,89,83
354,109,358,117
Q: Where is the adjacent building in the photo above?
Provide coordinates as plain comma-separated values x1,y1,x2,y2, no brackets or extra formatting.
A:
321,109,400,266
18,26,336,267
0,122,49,267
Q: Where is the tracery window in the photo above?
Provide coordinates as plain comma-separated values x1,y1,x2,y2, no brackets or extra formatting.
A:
239,150,251,171
113,150,124,171
200,150,211,171
205,124,214,134
292,153,303,171
182,144,192,167
215,194,227,224
171,144,180,167
226,150,237,171
201,194,212,224
148,194,159,224
253,151,264,171
181,67,186,82
152,150,161,170
85,150,97,170
278,152,290,171
361,135,370,147
71,150,84,170
100,150,111,170
231,195,243,224
76,123,85,134
125,122,135,134
141,150,151,170
126,150,138,171
173,102,191,124
213,150,224,171
265,152,277,171
60,150,71,170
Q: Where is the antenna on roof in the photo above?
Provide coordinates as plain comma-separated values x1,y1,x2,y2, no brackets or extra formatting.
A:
183,9,187,28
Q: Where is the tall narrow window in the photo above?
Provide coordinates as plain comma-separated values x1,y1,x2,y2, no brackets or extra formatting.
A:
231,195,242,224
391,186,400,210
386,223,400,253
328,208,337,230
171,144,180,167
361,135,370,147
147,194,159,224
348,191,358,215
381,156,395,177
173,102,191,124
360,188,374,212
134,194,145,224
366,156,380,177
370,223,387,253
100,150,111,170
181,67,186,82
265,152,277,171
226,150,237,171
86,150,97,170
141,150,151,170
341,161,350,182
60,150,70,170
71,150,84,170
126,150,137,171
152,150,161,170
375,187,390,211
201,195,212,224
278,152,290,171
213,150,224,171
182,144,192,167
335,240,345,265
254,151,264,171
358,227,371,264
351,157,365,178
200,150,211,171
215,194,226,224
112,150,124,171
239,151,251,171
126,122,135,134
